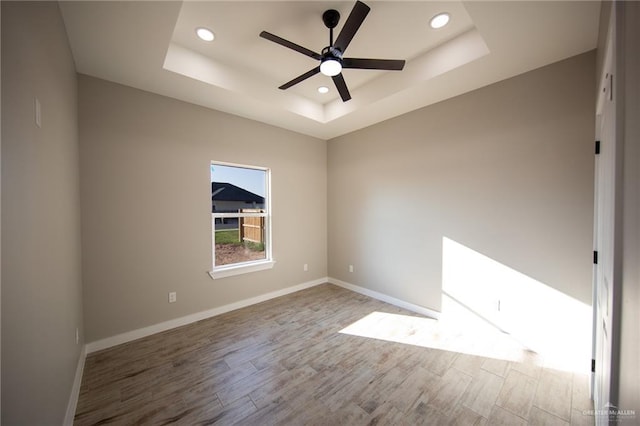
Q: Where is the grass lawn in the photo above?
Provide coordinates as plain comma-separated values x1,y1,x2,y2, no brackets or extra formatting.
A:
215,229,240,245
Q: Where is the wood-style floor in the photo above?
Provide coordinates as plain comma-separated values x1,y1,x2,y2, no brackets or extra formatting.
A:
75,284,594,425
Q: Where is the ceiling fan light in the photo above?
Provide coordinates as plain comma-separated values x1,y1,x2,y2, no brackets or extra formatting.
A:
430,13,450,29
320,58,342,77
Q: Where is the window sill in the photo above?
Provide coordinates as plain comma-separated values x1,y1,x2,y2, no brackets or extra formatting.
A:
208,260,276,280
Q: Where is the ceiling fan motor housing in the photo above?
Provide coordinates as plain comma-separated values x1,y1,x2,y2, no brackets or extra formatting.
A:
321,46,343,60
322,9,340,29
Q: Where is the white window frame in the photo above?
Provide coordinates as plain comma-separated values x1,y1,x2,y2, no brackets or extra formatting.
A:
208,161,275,279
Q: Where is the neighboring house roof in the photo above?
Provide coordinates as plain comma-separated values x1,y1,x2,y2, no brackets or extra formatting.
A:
211,182,264,204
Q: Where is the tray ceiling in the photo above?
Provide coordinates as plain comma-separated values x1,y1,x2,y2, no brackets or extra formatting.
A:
59,1,600,139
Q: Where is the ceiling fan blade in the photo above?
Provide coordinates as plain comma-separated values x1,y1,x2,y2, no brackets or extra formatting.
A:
332,73,352,102
334,1,370,54
260,31,322,60
279,66,321,90
343,58,406,71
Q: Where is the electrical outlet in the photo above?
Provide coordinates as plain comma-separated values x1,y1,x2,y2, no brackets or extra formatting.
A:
168,292,177,303
349,265,354,273
303,263,308,272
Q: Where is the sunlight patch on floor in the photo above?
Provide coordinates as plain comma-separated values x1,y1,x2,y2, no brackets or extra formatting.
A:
339,294,528,363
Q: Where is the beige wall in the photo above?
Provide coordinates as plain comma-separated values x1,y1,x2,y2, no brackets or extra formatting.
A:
78,75,327,342
596,2,613,93
1,2,83,424
328,52,595,314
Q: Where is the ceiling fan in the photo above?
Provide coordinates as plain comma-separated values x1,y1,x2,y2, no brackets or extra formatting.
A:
259,0,406,102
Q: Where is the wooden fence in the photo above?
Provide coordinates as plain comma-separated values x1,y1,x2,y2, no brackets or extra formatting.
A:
239,209,264,244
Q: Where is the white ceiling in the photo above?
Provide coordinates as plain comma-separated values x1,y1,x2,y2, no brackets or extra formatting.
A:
59,1,600,140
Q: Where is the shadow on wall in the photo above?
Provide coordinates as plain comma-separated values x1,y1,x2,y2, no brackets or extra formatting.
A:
442,236,592,373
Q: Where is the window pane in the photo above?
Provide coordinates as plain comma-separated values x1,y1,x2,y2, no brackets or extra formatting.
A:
214,220,266,266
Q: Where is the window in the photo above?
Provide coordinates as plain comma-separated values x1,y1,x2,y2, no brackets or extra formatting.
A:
209,162,274,279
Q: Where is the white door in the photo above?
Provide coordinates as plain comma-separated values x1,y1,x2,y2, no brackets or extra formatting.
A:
593,17,618,425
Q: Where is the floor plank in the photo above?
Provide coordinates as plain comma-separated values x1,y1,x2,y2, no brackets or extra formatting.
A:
533,368,573,421
496,369,538,420
461,369,504,418
529,406,571,426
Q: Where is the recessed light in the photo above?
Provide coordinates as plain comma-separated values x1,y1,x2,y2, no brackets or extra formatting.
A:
196,27,215,42
430,13,450,29
318,86,330,94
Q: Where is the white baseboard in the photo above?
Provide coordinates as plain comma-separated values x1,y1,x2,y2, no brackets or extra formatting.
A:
64,345,87,426
328,277,441,320
86,277,328,354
